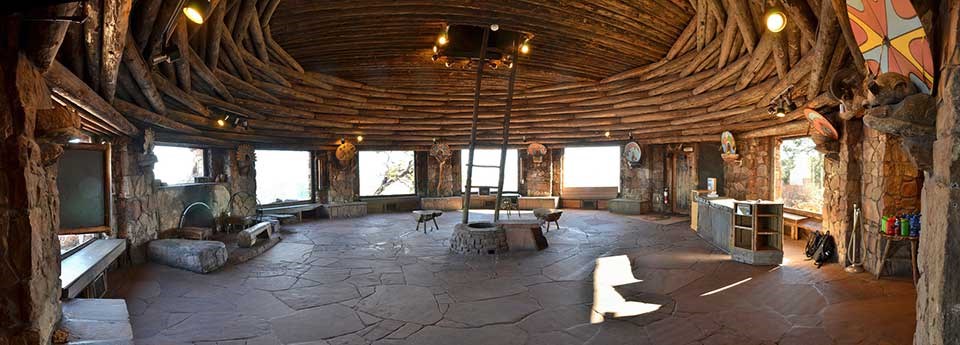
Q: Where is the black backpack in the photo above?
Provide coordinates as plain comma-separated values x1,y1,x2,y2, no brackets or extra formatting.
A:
804,230,824,258
805,230,836,268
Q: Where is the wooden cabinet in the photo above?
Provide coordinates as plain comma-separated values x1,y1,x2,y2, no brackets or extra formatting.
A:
730,201,784,265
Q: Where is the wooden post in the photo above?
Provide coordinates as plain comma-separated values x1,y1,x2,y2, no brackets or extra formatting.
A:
462,28,490,224
494,42,520,222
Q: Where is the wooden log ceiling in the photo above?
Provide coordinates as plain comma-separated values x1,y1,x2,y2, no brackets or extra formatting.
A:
47,0,849,150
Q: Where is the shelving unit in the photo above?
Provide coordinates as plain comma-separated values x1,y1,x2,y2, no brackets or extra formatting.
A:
730,201,783,265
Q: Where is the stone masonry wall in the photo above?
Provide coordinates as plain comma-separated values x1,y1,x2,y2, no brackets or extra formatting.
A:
520,149,552,196
723,137,773,200
620,144,666,213
860,127,921,275
326,151,359,203
821,120,862,264
425,150,459,197
0,53,62,344
915,3,960,342
116,142,234,263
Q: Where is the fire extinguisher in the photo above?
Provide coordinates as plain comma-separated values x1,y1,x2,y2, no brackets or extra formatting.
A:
663,187,669,205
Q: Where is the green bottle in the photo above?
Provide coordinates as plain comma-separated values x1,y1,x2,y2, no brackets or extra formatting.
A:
901,216,910,236
881,216,888,233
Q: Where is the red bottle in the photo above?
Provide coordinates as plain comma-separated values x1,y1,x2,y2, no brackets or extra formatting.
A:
885,216,897,235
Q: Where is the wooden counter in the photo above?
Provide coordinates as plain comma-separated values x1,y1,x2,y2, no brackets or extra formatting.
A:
694,196,736,253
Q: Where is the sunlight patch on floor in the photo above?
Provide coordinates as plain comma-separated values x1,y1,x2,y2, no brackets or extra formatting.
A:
591,255,662,324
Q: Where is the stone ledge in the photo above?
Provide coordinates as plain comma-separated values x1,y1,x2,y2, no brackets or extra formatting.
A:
608,198,651,215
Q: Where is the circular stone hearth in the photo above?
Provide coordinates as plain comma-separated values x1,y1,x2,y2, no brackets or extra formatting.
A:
449,222,508,255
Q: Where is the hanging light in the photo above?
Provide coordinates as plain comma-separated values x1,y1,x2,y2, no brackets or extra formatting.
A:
520,38,531,54
356,135,364,143
765,6,787,33
182,0,210,24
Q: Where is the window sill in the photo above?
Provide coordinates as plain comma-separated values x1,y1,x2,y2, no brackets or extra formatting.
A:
360,195,418,200
784,208,822,220
60,238,126,299
158,182,224,189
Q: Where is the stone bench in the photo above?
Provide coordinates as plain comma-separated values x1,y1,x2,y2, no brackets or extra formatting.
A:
420,196,462,210
148,239,228,273
608,198,651,215
518,196,559,210
60,299,133,344
238,221,275,248
319,202,368,219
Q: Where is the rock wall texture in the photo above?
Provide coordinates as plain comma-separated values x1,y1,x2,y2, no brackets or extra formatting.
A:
116,142,232,263
620,144,666,213
520,149,552,196
0,53,62,344
859,127,921,275
423,150,460,197
821,120,863,265
324,151,359,203
916,2,960,343
550,148,563,197
723,137,773,200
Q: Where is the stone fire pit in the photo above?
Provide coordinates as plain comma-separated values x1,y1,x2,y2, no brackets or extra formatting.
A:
449,222,508,255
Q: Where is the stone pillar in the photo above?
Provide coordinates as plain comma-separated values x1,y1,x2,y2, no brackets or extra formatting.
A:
723,137,773,200
520,149,552,196
620,143,665,212
821,120,862,263
0,53,62,344
916,2,960,343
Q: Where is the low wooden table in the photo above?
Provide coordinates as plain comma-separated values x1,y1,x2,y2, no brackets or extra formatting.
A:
413,210,442,233
876,233,919,284
782,213,807,240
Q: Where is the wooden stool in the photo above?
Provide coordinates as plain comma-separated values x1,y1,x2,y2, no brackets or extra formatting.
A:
875,233,919,285
533,208,562,232
413,210,442,234
500,198,519,218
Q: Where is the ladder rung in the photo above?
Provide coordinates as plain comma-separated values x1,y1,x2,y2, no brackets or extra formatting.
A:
467,164,501,168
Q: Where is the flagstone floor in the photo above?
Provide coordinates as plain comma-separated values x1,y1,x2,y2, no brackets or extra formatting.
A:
111,210,916,345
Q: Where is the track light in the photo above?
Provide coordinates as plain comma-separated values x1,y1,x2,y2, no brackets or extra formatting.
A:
765,6,787,33
183,0,211,24
604,130,611,138
217,115,229,127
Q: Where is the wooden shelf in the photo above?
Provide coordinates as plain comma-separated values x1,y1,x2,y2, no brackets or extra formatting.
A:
730,200,784,264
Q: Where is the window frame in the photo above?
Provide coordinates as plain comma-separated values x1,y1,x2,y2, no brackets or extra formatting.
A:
152,145,210,186
254,149,316,206
358,150,418,198
774,135,825,216
561,145,622,189
460,147,520,194
59,233,103,259
59,142,113,236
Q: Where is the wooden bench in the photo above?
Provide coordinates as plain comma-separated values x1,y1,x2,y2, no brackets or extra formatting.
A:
258,203,322,223
783,213,807,240
798,218,822,238
60,239,126,299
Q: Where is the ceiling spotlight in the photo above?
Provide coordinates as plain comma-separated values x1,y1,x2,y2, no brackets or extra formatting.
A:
490,24,499,31
431,54,439,61
444,61,452,68
356,135,364,143
182,0,211,24
432,45,438,53
520,40,530,54
604,130,611,138
217,115,230,127
765,6,787,33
